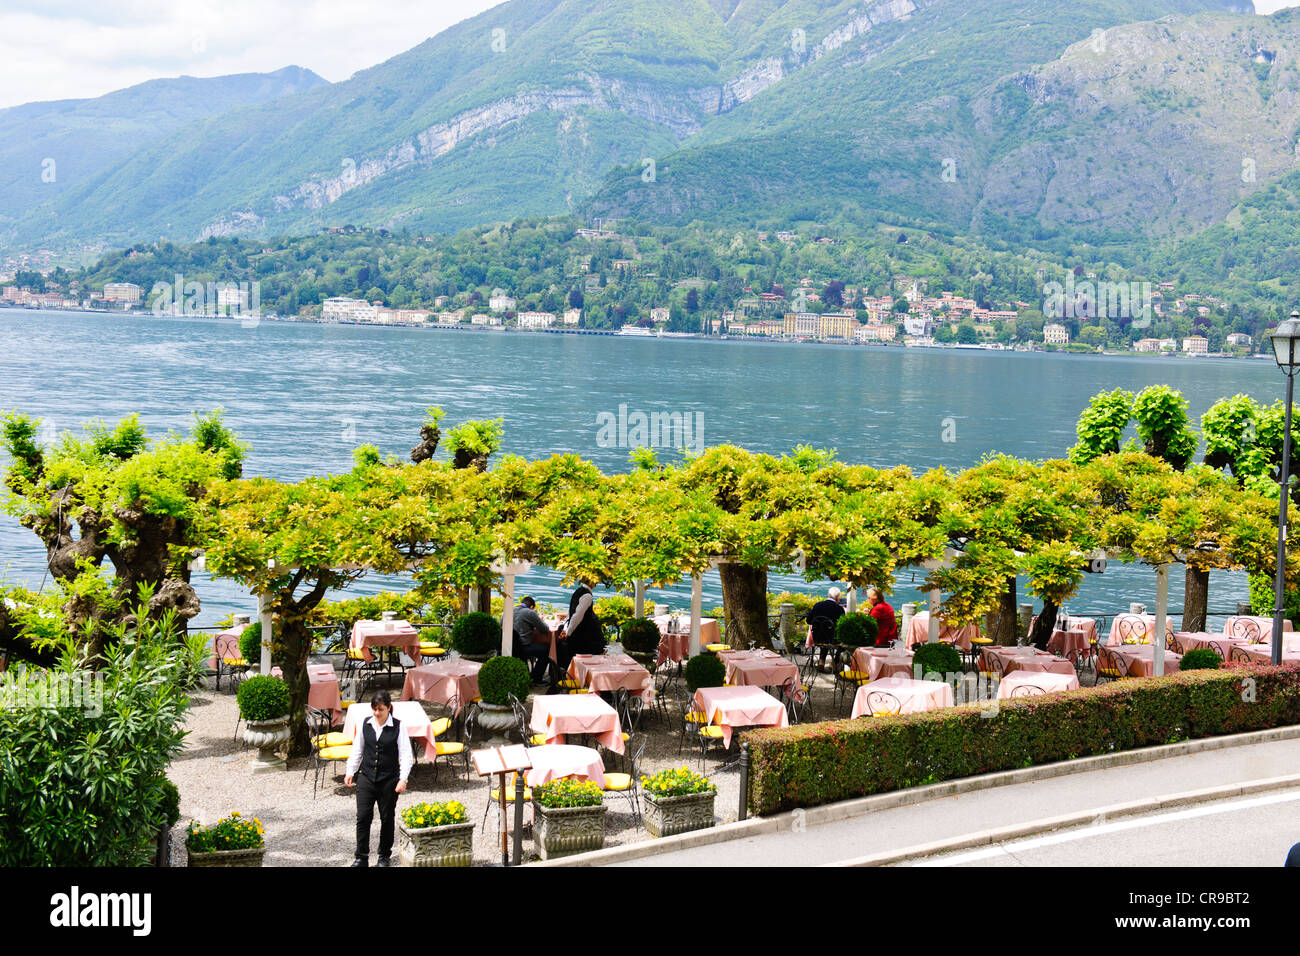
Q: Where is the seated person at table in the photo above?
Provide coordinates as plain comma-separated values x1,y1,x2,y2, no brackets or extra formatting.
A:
558,581,605,669
867,587,898,647
806,587,845,665
512,596,553,682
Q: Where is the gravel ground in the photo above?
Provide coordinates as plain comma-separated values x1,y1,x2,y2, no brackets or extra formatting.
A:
168,652,1100,865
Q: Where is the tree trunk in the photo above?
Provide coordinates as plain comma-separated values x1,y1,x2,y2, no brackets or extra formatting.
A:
1027,598,1058,650
476,587,492,615
1183,566,1209,634
281,618,313,758
718,563,768,649
984,577,1018,646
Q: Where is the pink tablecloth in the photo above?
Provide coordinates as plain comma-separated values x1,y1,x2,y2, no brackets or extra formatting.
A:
1031,615,1097,646
693,686,788,748
530,694,624,754
1002,652,1074,677
1175,633,1250,659
653,616,722,660
979,646,1053,676
401,659,481,713
997,670,1080,699
851,676,954,717
524,744,607,788
342,700,434,759
907,612,980,651
1235,644,1300,664
1107,614,1174,646
851,647,916,681
307,663,343,723
1047,629,1092,661
567,654,654,702
718,650,800,688
351,620,422,664
1223,616,1294,642
657,633,691,665
1111,646,1181,677
208,626,247,671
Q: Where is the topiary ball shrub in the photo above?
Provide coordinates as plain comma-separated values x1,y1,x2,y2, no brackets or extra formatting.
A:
621,617,662,655
911,641,963,679
451,612,500,657
685,653,726,693
238,622,262,664
478,655,532,706
159,778,181,829
836,612,879,648
1179,648,1223,671
236,675,290,722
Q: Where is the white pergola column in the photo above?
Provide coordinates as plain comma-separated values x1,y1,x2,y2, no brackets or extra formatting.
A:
928,588,941,644
1154,563,1169,676
491,559,532,657
690,574,704,656
258,590,273,674
634,581,646,617
846,586,858,613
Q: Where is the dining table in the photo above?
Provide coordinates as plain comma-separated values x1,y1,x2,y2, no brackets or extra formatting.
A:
1223,616,1294,642
524,744,607,788
351,619,423,665
567,653,655,702
996,670,1080,699
1110,645,1182,677
529,693,624,753
1107,614,1174,646
306,663,343,724
850,646,916,681
850,676,954,717
979,645,1073,677
401,658,481,713
906,612,982,651
716,649,800,688
342,700,435,758
693,686,788,748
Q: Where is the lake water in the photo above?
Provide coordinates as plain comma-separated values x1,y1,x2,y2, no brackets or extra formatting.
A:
0,308,1287,628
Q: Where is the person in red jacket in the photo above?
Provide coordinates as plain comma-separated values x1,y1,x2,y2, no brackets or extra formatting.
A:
867,587,897,647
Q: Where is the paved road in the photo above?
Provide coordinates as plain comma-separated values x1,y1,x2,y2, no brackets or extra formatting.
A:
909,788,1300,867
610,736,1300,867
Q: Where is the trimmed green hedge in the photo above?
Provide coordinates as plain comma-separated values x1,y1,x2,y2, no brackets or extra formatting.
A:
836,613,878,648
744,665,1300,816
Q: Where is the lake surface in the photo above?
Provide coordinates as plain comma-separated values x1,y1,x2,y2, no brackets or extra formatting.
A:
0,308,1287,628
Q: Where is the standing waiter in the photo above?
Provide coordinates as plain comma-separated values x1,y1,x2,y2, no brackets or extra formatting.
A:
558,580,604,669
344,690,413,867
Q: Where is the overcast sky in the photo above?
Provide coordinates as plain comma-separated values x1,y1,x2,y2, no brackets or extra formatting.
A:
2,0,1298,110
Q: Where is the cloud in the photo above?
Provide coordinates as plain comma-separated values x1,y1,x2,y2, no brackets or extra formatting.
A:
1257,0,1300,12
0,0,501,109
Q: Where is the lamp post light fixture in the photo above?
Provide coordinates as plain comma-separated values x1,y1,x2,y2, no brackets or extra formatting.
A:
1269,311,1300,665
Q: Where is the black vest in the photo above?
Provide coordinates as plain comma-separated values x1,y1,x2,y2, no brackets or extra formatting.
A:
360,717,401,781
568,586,604,654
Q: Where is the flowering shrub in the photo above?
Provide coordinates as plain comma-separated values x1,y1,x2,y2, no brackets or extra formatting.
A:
401,800,467,829
186,812,265,852
641,766,715,798
532,778,604,808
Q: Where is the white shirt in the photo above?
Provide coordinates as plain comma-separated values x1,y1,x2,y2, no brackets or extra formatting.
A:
565,592,593,635
345,710,414,783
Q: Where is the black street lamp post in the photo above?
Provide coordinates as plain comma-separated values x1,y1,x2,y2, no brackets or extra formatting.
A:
1269,312,1300,665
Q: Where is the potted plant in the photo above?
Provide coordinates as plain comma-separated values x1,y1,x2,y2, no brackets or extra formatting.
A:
1179,648,1223,671
155,778,181,867
237,675,291,772
911,641,962,681
531,778,607,860
185,811,265,867
836,612,879,648
398,800,474,867
684,653,726,694
621,616,662,667
451,611,500,662
474,655,531,744
640,766,717,838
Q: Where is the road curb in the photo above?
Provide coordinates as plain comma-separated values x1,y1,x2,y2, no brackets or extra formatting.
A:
530,723,1300,867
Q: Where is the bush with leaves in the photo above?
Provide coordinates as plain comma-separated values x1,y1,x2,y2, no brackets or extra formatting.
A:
594,595,635,632
911,641,963,679
685,653,726,693
620,617,662,655
478,655,531,705
159,778,182,829
1179,648,1224,671
836,612,879,648
236,675,290,722
532,777,604,809
451,612,500,656
0,600,206,865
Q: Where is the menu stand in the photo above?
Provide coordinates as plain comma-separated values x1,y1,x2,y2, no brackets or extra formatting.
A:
471,745,534,866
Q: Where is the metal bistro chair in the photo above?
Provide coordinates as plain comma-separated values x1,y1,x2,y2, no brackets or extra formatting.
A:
1230,645,1255,665
1117,615,1150,645
1230,618,1265,644
862,690,902,717
1095,644,1128,685
779,676,813,724
834,649,873,711
1166,633,1186,655
602,733,647,821
676,696,710,755
1009,683,1046,699
305,707,353,798
1207,640,1230,661
511,693,547,747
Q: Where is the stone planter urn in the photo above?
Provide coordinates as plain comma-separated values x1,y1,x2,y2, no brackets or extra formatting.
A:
643,791,717,839
242,716,291,773
531,802,607,860
472,702,516,745
186,846,266,867
398,821,475,867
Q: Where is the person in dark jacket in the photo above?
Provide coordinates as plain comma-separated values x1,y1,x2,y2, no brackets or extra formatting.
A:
807,587,845,666
344,690,413,867
558,581,604,668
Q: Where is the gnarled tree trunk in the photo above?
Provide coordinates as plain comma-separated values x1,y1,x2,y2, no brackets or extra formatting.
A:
1183,566,1209,634
984,577,1018,646
718,562,768,649
1027,598,1058,650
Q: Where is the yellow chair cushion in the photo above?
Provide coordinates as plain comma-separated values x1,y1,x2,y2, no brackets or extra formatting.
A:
222,657,248,667
970,637,993,645
839,670,871,681
700,726,725,739
429,717,452,737
604,773,633,791
346,648,365,660
490,787,533,802
419,644,445,656
705,644,731,652
313,732,352,748
529,734,548,746
340,700,356,709
435,742,465,756
684,711,708,724
566,688,591,694
318,744,353,760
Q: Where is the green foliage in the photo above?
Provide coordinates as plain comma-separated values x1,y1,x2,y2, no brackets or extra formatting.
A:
235,675,290,721
185,812,264,852
401,799,467,829
1069,389,1134,464
620,616,662,654
911,641,963,678
239,621,263,664
593,595,634,631
1132,385,1198,471
450,612,500,656
1178,648,1223,671
1249,572,1300,625
446,418,504,461
477,655,531,705
746,666,1300,815
640,766,715,798
684,653,726,692
835,612,879,648
309,591,443,627
190,409,247,480
159,778,181,829
88,414,148,460
532,777,605,809
0,603,206,865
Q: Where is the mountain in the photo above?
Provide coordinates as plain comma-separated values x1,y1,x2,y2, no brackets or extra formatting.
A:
0,67,327,246
0,0,1266,254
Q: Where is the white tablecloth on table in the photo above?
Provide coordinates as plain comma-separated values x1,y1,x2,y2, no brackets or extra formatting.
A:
996,670,1079,699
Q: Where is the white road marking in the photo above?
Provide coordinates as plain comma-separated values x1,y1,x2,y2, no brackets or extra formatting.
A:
910,788,1300,866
